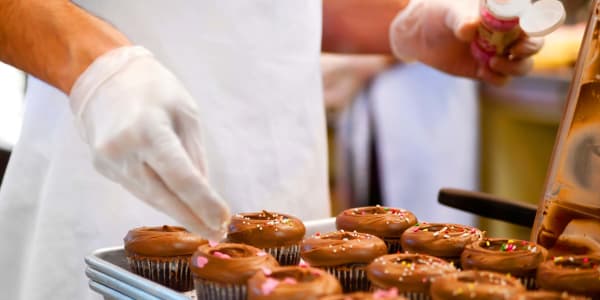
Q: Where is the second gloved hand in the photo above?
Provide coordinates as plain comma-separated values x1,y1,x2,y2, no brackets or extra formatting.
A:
69,46,230,241
389,0,544,85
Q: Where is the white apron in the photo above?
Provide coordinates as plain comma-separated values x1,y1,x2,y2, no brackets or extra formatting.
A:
0,2,329,299
337,63,478,225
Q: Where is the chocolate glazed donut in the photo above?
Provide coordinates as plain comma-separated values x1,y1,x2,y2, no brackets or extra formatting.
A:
366,253,457,294
247,266,342,300
300,231,387,267
227,211,306,248
401,223,483,263
124,225,207,257
461,238,547,277
336,206,418,237
336,206,417,253
430,270,525,300
537,255,600,298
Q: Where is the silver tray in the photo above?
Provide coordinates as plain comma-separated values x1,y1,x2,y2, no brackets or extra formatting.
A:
85,217,336,300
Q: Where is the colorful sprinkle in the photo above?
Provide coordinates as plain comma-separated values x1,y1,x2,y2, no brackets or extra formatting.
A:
282,277,298,285
213,251,231,259
298,259,310,267
373,287,399,299
261,278,280,295
195,256,209,268
261,266,272,275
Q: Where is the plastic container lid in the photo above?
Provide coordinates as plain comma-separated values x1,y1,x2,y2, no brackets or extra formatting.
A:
519,0,566,37
486,0,532,19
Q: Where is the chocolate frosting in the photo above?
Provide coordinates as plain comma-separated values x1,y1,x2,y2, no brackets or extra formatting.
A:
509,290,591,300
227,211,306,248
123,225,207,257
190,242,279,284
430,270,525,300
366,253,457,293
300,231,387,267
401,223,484,258
536,255,600,297
461,238,547,277
247,266,342,300
319,291,407,300
336,206,418,238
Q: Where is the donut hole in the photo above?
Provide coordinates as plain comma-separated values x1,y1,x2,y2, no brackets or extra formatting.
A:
210,246,253,258
243,210,281,221
146,225,186,232
554,258,600,269
326,232,360,240
270,269,318,282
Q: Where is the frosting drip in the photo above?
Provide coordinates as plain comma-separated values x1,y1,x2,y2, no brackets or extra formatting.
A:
300,230,387,267
400,223,484,258
336,206,418,238
430,270,525,300
227,211,306,248
190,243,279,284
123,225,207,257
537,255,600,297
366,253,457,293
461,238,547,276
247,266,342,300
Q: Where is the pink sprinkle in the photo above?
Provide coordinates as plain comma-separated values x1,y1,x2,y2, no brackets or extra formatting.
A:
373,287,399,299
195,256,209,268
261,278,280,295
257,251,268,257
298,259,310,268
213,251,231,259
282,277,297,285
208,240,219,247
261,266,272,275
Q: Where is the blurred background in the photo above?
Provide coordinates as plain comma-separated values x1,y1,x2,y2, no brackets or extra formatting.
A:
0,0,591,239
323,0,592,240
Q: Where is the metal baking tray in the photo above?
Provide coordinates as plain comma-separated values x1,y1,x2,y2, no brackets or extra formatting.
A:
85,218,337,300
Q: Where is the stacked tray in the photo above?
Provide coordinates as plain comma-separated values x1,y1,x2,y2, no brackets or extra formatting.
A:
84,218,337,300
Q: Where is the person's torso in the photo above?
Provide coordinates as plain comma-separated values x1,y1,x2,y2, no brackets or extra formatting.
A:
0,2,329,299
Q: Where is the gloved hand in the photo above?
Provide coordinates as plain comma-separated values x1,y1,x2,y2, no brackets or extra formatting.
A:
69,46,230,241
389,0,544,85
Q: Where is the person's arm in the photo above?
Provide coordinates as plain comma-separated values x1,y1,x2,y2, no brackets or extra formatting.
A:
0,0,230,240
322,0,408,54
323,0,544,85
0,0,129,93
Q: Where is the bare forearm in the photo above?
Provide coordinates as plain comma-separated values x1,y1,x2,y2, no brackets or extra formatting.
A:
0,0,130,93
322,0,408,54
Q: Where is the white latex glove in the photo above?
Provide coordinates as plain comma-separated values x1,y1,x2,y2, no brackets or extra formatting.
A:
390,0,544,85
69,46,230,241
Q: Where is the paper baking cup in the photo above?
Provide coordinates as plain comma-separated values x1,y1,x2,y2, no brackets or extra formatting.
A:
400,291,432,300
519,275,537,290
383,238,402,254
444,257,461,270
193,277,246,300
126,255,192,291
323,264,369,293
265,244,301,266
